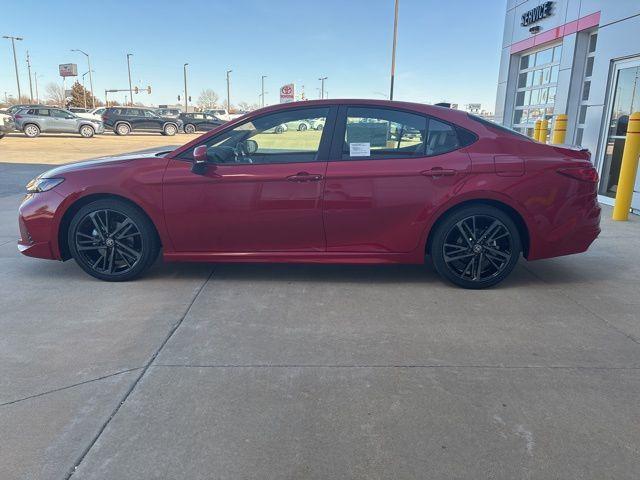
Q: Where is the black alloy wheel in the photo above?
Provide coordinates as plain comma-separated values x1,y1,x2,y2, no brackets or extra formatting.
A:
68,199,159,281
431,205,521,289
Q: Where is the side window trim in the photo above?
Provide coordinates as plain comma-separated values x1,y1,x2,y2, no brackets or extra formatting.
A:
175,105,339,164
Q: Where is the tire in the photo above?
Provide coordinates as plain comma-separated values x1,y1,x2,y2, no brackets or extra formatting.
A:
298,123,307,131
275,125,284,134
115,123,131,136
430,205,521,289
184,123,196,134
68,199,160,281
79,125,95,138
163,123,177,136
315,124,324,131
23,123,40,138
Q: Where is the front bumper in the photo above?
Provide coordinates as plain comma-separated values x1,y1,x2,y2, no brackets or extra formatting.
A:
18,190,66,260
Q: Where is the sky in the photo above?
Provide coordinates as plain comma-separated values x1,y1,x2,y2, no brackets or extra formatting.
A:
1,0,506,111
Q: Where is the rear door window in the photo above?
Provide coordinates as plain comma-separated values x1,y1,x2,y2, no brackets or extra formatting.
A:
341,107,427,160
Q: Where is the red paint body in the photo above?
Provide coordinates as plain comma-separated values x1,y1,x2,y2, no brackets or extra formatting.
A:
18,99,600,266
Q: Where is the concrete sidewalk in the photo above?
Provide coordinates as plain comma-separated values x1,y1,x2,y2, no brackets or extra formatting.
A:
1,163,639,479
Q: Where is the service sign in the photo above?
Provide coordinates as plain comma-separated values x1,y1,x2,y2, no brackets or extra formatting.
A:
280,83,295,103
59,63,78,77
521,1,553,26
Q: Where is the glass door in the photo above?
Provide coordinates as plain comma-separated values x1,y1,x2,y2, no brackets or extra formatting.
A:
599,58,640,211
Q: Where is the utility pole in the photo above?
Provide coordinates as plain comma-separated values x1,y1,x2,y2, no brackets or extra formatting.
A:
226,69,232,112
72,49,95,108
126,53,133,106
26,50,33,101
183,63,189,113
261,75,267,107
318,76,327,99
3,35,23,100
389,0,399,100
82,70,92,109
34,73,40,103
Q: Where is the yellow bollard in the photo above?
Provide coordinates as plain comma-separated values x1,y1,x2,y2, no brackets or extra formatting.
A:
612,112,640,221
539,119,549,144
552,114,568,144
533,119,542,141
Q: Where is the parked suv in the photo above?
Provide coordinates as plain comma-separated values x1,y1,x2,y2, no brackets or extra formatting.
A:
179,112,224,133
102,107,182,136
13,107,104,138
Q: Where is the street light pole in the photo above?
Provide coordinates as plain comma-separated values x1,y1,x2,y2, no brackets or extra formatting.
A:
126,53,133,106
3,35,23,99
226,69,232,112
26,50,33,102
82,71,92,109
183,63,189,113
72,49,95,108
318,76,327,99
389,0,399,101
261,75,267,107
34,73,40,103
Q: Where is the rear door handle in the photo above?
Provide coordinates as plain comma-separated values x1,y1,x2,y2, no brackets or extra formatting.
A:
421,167,457,177
287,172,324,182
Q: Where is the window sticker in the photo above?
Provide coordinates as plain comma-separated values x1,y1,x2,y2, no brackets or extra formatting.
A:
349,142,371,157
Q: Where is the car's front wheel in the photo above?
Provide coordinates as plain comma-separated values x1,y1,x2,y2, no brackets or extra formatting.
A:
68,199,159,281
184,123,196,134
23,123,40,138
298,123,307,131
79,125,95,138
163,123,177,136
430,205,521,289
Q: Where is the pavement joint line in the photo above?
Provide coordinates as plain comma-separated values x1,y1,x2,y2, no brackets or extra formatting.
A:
0,368,144,407
153,364,640,370
0,239,13,247
64,267,215,480
521,263,640,347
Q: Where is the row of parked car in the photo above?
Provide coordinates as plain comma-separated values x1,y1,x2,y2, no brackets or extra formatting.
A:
0,104,228,139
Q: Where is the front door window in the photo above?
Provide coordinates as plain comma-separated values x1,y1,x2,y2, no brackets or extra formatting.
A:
600,61,640,200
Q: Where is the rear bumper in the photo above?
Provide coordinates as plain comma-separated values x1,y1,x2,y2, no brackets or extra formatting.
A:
528,196,601,260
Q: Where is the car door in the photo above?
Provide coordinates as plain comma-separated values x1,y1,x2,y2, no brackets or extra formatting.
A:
323,105,472,253
142,110,164,131
48,109,73,132
162,106,336,253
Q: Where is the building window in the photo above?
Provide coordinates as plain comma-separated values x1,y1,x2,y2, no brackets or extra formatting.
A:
575,32,598,145
512,44,562,137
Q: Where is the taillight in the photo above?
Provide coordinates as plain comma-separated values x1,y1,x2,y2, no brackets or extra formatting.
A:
14,114,22,120
101,114,108,122
557,166,599,183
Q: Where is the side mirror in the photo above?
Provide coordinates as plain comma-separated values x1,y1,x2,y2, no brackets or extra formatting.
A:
191,145,208,175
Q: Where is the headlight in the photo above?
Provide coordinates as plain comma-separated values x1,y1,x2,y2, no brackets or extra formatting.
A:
26,177,64,193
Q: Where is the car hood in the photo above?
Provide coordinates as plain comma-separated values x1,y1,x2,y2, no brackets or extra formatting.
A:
40,147,176,178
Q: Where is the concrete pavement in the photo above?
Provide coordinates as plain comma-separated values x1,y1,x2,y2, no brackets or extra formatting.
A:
1,162,639,479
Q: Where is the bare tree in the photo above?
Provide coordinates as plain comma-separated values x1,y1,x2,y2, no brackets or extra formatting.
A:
45,82,65,106
197,89,219,109
237,101,250,112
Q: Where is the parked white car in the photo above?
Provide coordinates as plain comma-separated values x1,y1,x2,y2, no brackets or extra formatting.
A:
0,110,14,139
76,107,107,122
204,108,243,122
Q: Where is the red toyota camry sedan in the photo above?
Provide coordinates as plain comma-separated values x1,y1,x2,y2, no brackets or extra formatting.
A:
18,99,600,288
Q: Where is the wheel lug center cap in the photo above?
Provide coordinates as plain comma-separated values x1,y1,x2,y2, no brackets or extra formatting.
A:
472,244,483,254
105,238,114,247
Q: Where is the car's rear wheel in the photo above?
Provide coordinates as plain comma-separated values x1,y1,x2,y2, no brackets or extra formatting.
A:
275,125,284,134
68,199,159,281
115,123,131,136
23,124,40,138
184,123,196,134
430,205,521,289
315,124,324,130
163,123,177,136
298,123,307,131
79,125,95,138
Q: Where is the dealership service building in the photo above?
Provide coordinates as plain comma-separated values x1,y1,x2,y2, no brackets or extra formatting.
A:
496,1,640,210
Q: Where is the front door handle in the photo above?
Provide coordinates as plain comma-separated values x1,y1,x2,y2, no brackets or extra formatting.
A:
421,167,457,177
287,172,324,182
